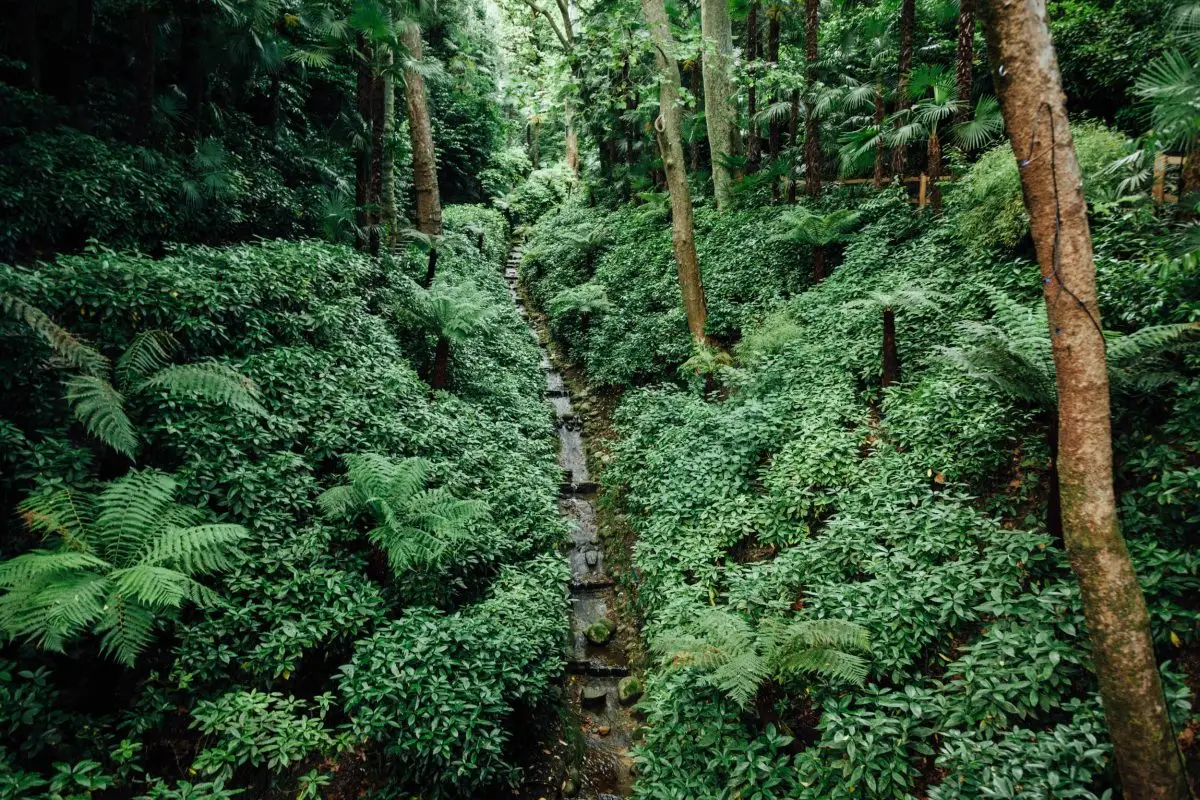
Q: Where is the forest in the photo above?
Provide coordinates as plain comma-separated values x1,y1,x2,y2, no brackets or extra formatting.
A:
0,0,1199,797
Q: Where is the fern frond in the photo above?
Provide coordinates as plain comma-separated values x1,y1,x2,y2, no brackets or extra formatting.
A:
138,361,266,416
0,551,110,588
139,525,248,573
117,330,178,387
17,489,94,549
316,483,364,518
97,598,159,668
110,565,191,608
94,471,177,567
66,375,137,457
779,646,870,685
1,293,107,375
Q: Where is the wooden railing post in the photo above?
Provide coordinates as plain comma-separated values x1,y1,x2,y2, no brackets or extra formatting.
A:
1152,153,1167,205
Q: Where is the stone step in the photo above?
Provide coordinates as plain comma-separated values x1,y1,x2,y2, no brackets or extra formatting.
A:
570,577,615,591
561,481,599,496
567,661,630,678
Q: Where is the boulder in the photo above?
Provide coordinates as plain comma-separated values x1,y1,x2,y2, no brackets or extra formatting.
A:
581,685,608,709
584,618,616,645
617,676,643,705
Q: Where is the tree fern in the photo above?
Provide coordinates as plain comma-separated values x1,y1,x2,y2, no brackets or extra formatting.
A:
652,607,871,708
1,292,106,375
0,472,247,666
319,453,488,576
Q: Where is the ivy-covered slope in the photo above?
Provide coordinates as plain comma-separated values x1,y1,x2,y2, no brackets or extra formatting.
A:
0,205,569,798
522,149,1200,798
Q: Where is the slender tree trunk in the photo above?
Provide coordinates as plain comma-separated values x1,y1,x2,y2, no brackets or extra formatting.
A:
982,2,1189,797
136,9,157,141
956,0,977,116
355,34,372,252
873,81,886,188
379,49,397,252
19,1,40,91
424,249,439,289
642,0,709,344
700,0,740,209
1046,414,1064,541
369,66,385,257
401,24,443,236
565,99,580,174
787,89,800,203
69,0,94,124
690,60,705,174
431,337,450,390
927,128,943,210
891,0,915,176
881,307,899,388
182,0,206,138
812,246,826,283
804,0,821,199
767,6,782,204
747,1,761,173
532,119,541,168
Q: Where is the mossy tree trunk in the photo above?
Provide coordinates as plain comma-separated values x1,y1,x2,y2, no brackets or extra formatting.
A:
982,1,1189,796
746,0,760,173
700,0,740,210
355,33,373,252
804,0,822,199
955,0,977,118
891,0,915,177
402,23,443,237
642,0,709,344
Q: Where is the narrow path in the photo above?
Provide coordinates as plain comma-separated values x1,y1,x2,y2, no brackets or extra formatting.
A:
505,243,635,800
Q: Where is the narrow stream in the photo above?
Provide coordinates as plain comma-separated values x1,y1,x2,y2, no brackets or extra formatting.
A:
505,243,635,800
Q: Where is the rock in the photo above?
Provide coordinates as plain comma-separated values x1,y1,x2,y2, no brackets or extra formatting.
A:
581,685,608,709
617,676,643,705
584,547,599,568
562,778,579,797
584,618,616,646
596,726,611,737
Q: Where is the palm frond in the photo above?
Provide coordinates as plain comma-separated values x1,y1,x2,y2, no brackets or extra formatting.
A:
952,95,1005,151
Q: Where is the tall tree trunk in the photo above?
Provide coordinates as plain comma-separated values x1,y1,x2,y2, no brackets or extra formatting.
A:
927,127,943,210
891,0,915,176
881,307,899,388
19,1,40,91
565,99,580,174
641,0,709,343
768,6,782,201
787,89,800,203
747,1,761,173
982,2,1189,796
431,336,450,390
532,119,541,168
401,24,443,236
1045,414,1063,541
369,67,385,257
700,0,740,209
955,0,977,117
379,49,397,252
136,8,157,141
69,0,94,125
355,34,372,252
424,249,439,289
873,81,886,188
182,0,206,138
689,59,704,174
804,0,821,199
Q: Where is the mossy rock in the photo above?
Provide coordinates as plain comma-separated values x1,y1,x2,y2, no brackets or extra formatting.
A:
617,676,643,705
584,618,616,645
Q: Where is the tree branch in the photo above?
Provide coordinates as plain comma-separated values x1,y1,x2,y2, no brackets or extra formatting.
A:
521,0,571,51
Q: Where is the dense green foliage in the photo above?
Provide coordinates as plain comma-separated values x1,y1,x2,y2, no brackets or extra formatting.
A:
524,146,1200,794
0,205,570,797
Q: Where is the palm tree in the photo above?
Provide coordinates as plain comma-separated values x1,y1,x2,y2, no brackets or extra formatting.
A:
2,295,265,458
318,453,487,578
846,285,939,389
0,471,247,666
1135,47,1200,196
770,209,861,282
942,290,1197,538
652,606,869,720
414,283,496,390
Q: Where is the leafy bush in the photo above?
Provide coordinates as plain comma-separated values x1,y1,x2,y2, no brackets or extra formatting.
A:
949,121,1128,250
501,164,578,225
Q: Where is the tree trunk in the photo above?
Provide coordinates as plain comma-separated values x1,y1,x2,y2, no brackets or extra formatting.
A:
927,128,943,210
891,0,915,177
532,119,541,168
689,60,704,174
69,0,95,124
565,99,580,174
401,24,443,236
767,8,782,201
982,2,1189,797
788,89,800,203
355,34,372,252
1181,141,1200,198
956,0,977,116
431,336,450,390
182,0,206,138
812,246,826,283
873,82,886,189
136,9,157,141
881,307,899,388
747,1,761,173
700,0,741,210
1045,413,1063,541
380,49,397,252
369,66,385,257
19,1,40,91
424,248,439,288
804,0,821,199
642,0,709,344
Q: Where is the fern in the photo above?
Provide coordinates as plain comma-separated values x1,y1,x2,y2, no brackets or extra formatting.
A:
117,330,178,385
66,375,138,457
2,292,107,375
319,453,487,576
138,361,267,416
653,607,871,708
0,472,247,666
